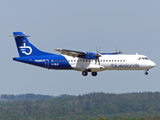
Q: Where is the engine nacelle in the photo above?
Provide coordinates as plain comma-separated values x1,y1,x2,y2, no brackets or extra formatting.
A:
78,52,97,59
87,65,104,72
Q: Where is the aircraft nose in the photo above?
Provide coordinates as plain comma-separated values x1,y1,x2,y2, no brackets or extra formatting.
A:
150,61,156,68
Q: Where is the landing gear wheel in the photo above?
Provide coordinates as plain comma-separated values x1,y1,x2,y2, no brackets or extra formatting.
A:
82,71,88,76
92,72,97,76
145,72,148,75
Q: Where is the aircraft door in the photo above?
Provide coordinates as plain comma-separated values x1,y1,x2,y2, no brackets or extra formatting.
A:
45,59,49,67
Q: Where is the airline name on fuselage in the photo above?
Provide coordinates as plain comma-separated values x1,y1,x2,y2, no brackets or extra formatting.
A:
35,59,45,62
110,64,140,68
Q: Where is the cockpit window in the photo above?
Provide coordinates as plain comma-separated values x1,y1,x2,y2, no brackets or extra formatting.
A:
138,57,149,60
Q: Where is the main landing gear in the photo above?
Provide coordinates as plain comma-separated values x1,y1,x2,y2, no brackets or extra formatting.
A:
82,71,88,76
92,72,97,76
82,71,97,76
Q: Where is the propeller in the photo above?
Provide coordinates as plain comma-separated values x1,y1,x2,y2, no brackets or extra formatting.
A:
115,47,122,54
110,47,122,55
95,47,102,65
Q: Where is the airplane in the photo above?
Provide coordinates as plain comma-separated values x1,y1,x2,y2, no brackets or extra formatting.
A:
11,32,156,76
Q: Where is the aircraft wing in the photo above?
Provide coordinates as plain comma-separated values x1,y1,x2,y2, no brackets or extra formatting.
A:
55,48,86,57
55,48,123,59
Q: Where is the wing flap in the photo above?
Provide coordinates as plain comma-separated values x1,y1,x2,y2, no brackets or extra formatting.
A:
55,48,85,57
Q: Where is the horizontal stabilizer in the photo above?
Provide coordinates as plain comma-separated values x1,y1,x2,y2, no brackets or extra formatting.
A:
9,35,30,37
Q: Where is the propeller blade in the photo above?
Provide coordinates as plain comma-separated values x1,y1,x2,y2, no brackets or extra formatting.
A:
98,57,100,65
95,47,102,65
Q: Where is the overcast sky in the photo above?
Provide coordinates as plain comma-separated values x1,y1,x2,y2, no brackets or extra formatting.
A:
0,0,159,96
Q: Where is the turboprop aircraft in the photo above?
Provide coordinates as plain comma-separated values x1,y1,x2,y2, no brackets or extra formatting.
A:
12,32,156,76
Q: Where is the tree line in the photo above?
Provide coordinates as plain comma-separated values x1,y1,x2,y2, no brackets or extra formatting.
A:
0,92,160,120
0,93,72,102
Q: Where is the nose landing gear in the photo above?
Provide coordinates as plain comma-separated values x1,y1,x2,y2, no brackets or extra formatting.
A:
145,69,149,75
145,72,148,75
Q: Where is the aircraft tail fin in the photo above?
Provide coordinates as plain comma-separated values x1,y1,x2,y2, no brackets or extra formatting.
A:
13,32,52,57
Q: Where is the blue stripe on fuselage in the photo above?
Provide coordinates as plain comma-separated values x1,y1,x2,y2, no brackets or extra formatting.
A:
13,54,72,70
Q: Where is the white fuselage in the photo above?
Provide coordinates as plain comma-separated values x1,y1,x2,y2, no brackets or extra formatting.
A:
64,54,156,72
